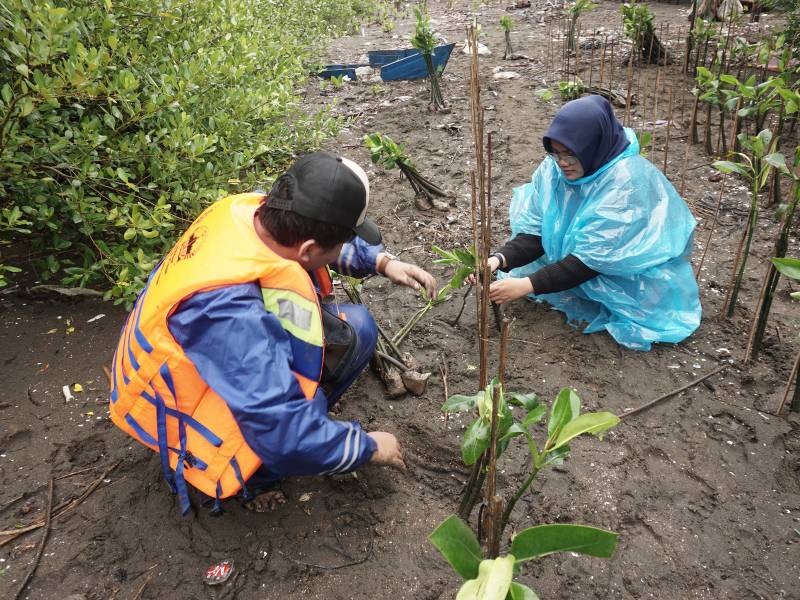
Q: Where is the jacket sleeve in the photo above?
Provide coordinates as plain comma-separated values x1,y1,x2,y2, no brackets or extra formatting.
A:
331,237,384,278
167,283,376,477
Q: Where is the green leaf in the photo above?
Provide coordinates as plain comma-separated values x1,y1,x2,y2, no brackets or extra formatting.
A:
456,556,515,600
790,291,800,301
551,411,620,451
429,515,483,580
764,153,787,173
547,388,581,437
719,74,739,86
509,582,540,600
462,418,491,465
507,392,540,412
443,392,483,413
543,445,570,466
453,248,476,267
522,405,547,427
773,257,800,281
534,88,553,101
1,84,11,105
712,160,749,177
510,524,619,562
19,97,34,117
452,265,475,289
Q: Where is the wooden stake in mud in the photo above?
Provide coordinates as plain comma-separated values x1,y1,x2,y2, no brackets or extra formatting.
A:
599,34,608,89
679,136,691,197
589,33,596,88
485,319,511,558
695,174,727,277
663,86,674,175
609,34,615,94
624,42,634,126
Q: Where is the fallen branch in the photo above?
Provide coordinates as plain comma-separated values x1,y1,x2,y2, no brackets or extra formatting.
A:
620,364,729,419
12,478,54,600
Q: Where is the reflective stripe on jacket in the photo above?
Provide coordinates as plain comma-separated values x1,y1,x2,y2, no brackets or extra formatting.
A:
109,193,328,513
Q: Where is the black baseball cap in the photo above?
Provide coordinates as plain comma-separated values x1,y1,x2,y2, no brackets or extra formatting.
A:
264,152,381,245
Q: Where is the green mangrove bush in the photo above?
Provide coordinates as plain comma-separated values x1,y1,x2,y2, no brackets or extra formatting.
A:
0,0,379,300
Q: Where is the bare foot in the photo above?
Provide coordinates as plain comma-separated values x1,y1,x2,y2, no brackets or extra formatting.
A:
245,490,287,512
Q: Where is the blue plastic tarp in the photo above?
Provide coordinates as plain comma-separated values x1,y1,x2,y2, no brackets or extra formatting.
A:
499,128,702,351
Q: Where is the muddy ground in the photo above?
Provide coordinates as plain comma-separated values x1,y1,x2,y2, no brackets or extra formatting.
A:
2,1,800,599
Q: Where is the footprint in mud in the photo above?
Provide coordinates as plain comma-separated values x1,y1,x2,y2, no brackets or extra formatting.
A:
704,411,757,444
775,428,800,494
65,433,107,464
0,424,31,452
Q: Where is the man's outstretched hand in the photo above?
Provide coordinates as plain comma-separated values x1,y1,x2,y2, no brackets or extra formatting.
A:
382,258,437,300
367,431,407,472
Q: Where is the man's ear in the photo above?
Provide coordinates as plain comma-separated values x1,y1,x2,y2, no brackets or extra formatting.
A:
296,239,318,265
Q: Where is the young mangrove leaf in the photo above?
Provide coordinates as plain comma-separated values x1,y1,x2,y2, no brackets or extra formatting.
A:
430,515,483,580
547,388,581,437
452,265,474,289
712,160,749,177
543,445,570,466
510,524,619,562
773,257,800,280
443,391,484,413
764,152,788,173
432,245,458,262
453,248,476,267
522,405,547,427
456,556,515,600
509,582,541,600
507,392,540,412
462,418,491,465
551,412,620,451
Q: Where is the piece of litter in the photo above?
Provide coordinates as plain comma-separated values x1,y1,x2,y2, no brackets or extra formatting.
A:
204,559,234,586
87,314,106,323
46,329,58,334
62,386,74,402
493,71,520,79
298,492,313,503
73,383,83,393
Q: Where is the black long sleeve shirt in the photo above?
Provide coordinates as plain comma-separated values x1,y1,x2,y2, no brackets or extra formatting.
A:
494,233,599,295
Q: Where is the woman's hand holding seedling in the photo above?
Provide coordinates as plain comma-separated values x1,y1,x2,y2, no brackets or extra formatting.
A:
380,256,437,299
367,431,407,471
465,255,501,286
489,277,533,304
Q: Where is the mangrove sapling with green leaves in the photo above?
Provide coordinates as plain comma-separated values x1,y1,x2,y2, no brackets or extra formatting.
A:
620,3,672,65
771,255,800,412
746,143,800,361
499,16,515,60
444,382,619,527
696,66,725,155
429,514,618,600
635,130,653,158
364,132,447,209
714,129,782,318
558,78,586,101
410,3,446,111
566,0,598,53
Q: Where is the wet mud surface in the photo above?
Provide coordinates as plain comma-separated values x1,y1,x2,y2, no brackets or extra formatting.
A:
2,2,800,599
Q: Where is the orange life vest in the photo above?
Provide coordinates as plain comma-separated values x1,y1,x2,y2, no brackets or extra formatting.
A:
109,193,331,514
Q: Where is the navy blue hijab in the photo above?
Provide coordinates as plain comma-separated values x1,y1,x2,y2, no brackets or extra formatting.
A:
543,95,629,178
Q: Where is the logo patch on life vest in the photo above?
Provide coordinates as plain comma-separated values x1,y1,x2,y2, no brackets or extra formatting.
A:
177,225,208,262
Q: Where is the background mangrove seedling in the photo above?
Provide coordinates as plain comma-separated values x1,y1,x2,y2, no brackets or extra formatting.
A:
364,132,447,209
410,3,446,111
499,16,514,60
558,78,586,101
429,515,617,600
771,256,800,413
620,2,671,64
713,129,781,318
746,144,799,361
566,0,598,53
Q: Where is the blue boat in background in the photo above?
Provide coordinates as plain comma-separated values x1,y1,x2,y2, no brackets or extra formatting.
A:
318,43,455,82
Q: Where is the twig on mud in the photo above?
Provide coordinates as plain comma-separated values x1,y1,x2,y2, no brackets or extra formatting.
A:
131,572,153,600
0,493,25,515
12,477,54,600
439,354,450,430
620,364,729,419
0,460,121,546
56,465,96,480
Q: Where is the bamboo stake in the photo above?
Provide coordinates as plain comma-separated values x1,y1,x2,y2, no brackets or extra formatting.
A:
589,33,596,88
679,136,691,197
663,86,673,174
777,349,800,414
695,174,727,277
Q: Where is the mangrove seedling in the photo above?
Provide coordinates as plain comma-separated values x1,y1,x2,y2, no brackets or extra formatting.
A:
410,3,446,110
558,78,586,101
429,514,618,600
566,0,598,53
713,129,781,318
620,2,671,64
771,255,800,412
746,143,799,361
444,382,619,529
499,15,514,60
364,132,447,209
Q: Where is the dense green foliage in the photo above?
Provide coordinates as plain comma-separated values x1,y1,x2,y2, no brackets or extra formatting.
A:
0,0,378,300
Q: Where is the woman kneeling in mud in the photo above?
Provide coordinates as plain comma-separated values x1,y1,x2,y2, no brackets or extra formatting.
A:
479,95,701,351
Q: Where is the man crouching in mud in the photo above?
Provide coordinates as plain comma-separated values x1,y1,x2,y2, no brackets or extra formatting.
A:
108,152,435,515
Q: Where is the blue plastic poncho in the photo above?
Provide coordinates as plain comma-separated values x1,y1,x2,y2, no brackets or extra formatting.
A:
499,127,701,351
